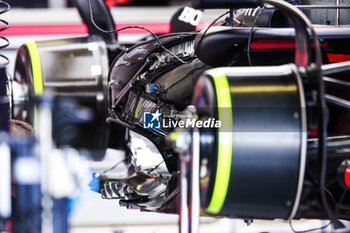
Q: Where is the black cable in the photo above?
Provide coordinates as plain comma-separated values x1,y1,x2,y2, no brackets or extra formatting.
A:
113,59,150,107
87,0,189,64
102,155,131,175
336,188,348,220
324,187,337,208
289,220,331,233
195,10,231,55
147,161,165,174
317,44,343,229
288,180,335,233
316,45,339,227
289,187,348,232
247,5,267,66
261,0,336,228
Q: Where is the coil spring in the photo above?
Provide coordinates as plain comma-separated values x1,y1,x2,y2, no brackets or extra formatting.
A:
0,0,9,66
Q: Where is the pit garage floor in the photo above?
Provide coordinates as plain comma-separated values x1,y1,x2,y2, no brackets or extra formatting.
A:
68,191,317,233
68,190,340,233
67,149,349,233
2,5,350,233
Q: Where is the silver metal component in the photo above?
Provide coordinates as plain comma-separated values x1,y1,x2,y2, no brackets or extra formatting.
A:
325,94,350,109
190,129,200,233
336,0,340,26
109,183,120,198
308,135,350,157
99,132,169,211
104,183,117,199
172,131,192,153
10,80,29,120
12,36,110,138
179,136,191,233
174,129,200,233
139,72,147,81
116,59,131,67
101,189,108,199
149,41,195,71
296,5,350,9
322,61,350,76
288,65,307,220
109,80,120,87
11,80,27,105
181,105,198,121
38,99,54,233
0,143,11,219
133,47,147,55
323,76,350,87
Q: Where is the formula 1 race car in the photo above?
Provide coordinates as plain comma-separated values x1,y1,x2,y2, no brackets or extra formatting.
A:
6,0,350,232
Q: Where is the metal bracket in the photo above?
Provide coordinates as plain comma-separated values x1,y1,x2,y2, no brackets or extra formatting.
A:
170,129,201,233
